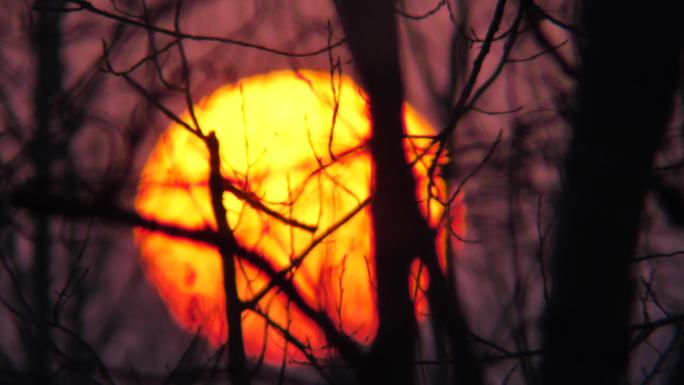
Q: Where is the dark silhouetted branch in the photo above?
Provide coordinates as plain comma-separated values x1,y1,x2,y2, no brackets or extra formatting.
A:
58,0,347,57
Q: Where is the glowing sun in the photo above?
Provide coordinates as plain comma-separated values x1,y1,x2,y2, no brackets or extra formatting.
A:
134,70,463,364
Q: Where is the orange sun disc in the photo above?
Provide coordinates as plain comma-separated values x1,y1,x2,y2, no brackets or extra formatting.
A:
134,69,463,364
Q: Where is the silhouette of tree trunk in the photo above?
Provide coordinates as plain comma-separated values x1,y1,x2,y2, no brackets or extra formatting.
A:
669,334,684,385
207,132,250,385
334,2,419,384
541,3,683,385
29,1,64,383
335,3,484,385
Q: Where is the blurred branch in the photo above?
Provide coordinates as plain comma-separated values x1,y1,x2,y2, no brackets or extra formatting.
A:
394,0,447,21
44,0,348,57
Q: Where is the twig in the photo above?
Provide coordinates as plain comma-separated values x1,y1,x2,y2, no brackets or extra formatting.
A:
60,0,347,57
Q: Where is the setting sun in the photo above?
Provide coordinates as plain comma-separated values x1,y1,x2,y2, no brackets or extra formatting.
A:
134,70,462,364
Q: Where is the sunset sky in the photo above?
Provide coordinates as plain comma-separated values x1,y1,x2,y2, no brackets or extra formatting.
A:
3,1,683,385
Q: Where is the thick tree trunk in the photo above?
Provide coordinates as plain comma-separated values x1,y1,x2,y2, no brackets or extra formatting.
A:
334,2,420,384
541,3,683,385
30,1,65,383
335,3,484,385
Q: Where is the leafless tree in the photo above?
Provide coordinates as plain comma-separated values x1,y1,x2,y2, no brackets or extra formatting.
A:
1,1,684,385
